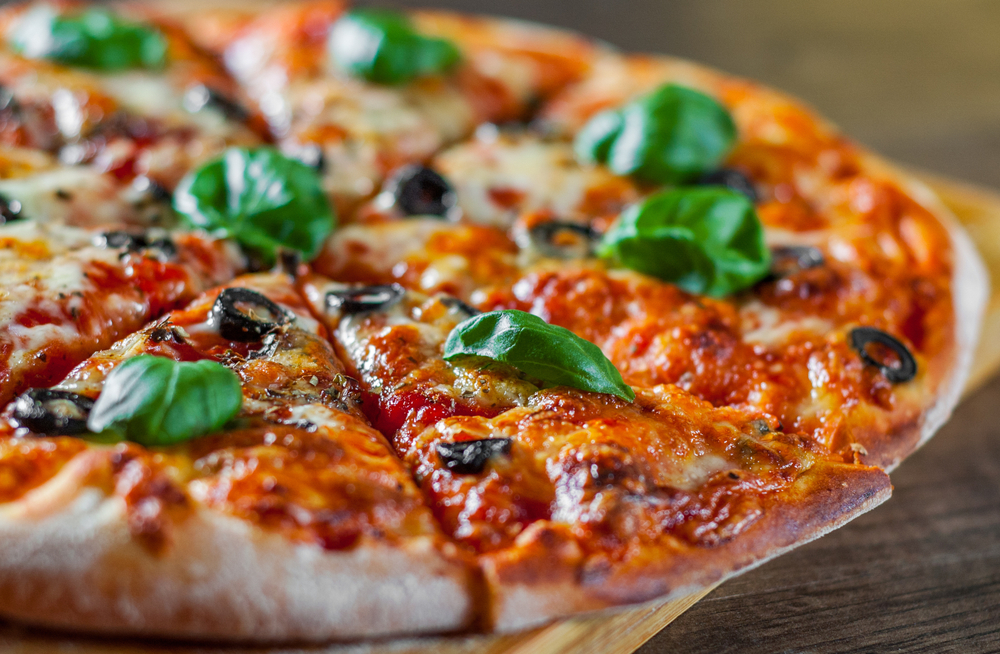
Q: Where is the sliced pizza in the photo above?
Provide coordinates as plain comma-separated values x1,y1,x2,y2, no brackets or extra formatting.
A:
180,0,602,215
0,271,474,639
301,276,891,630
0,223,244,404
0,0,265,189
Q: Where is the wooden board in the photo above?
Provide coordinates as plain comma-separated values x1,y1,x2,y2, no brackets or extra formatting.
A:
1,172,998,654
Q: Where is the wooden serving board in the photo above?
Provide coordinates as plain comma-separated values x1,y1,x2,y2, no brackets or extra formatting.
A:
2,172,999,654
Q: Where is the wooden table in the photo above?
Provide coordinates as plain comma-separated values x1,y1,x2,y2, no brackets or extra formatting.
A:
386,0,1000,651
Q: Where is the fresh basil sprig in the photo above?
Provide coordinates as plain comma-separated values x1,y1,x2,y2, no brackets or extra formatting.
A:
576,83,736,185
9,6,167,71
443,310,635,402
329,9,461,85
173,147,336,265
87,355,242,446
598,187,771,296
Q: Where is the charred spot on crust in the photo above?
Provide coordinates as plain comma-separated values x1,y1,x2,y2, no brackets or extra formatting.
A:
436,438,513,474
209,287,292,342
850,326,917,383
325,283,406,315
11,388,95,436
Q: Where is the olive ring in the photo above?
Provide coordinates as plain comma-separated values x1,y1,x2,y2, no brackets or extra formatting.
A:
849,326,917,383
436,438,513,475
209,287,292,342
11,388,95,436
526,221,599,259
770,245,825,277
325,284,406,315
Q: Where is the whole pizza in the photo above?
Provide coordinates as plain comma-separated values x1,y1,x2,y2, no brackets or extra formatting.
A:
0,0,987,642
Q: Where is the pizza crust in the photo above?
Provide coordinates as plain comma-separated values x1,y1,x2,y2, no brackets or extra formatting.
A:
0,451,476,642
868,158,989,470
481,459,890,632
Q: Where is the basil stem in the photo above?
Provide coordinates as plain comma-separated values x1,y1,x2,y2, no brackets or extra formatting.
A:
87,355,242,446
173,147,336,265
598,187,771,296
9,6,167,71
576,83,736,185
329,9,461,85
444,310,635,402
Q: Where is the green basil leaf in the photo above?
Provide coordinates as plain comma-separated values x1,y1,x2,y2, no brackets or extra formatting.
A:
575,83,736,185
574,108,625,165
599,187,771,296
10,6,167,71
173,147,336,264
329,9,461,85
87,355,242,446
443,310,635,402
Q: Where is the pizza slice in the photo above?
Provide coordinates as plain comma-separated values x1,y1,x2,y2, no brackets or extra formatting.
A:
302,276,891,631
0,147,176,229
0,0,265,189
0,222,244,404
313,48,983,471
0,271,474,640
174,0,602,215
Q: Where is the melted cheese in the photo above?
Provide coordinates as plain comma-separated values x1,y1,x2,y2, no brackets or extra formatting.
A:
435,132,637,227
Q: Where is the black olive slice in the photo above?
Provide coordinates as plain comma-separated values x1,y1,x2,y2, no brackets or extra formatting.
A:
132,176,172,203
770,245,825,277
183,84,250,123
440,296,481,318
527,221,599,259
325,284,406,315
0,193,23,225
275,249,303,277
95,231,177,259
697,168,759,203
436,438,513,474
850,327,917,383
385,165,457,218
209,287,291,342
11,389,95,436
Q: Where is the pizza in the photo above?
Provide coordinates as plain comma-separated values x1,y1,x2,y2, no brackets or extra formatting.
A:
0,0,987,642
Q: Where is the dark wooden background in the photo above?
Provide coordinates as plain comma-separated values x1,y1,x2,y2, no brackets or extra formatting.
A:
371,1,1000,651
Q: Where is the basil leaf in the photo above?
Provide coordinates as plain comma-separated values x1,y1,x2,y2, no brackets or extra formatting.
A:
573,108,624,165
329,9,461,85
576,84,736,185
599,187,771,296
444,310,635,402
10,6,167,71
87,355,242,446
173,147,336,264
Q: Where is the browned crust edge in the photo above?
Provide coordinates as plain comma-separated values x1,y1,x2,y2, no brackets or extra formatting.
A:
483,460,891,632
0,452,476,642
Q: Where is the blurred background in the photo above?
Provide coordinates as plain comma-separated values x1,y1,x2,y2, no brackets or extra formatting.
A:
376,0,1000,191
